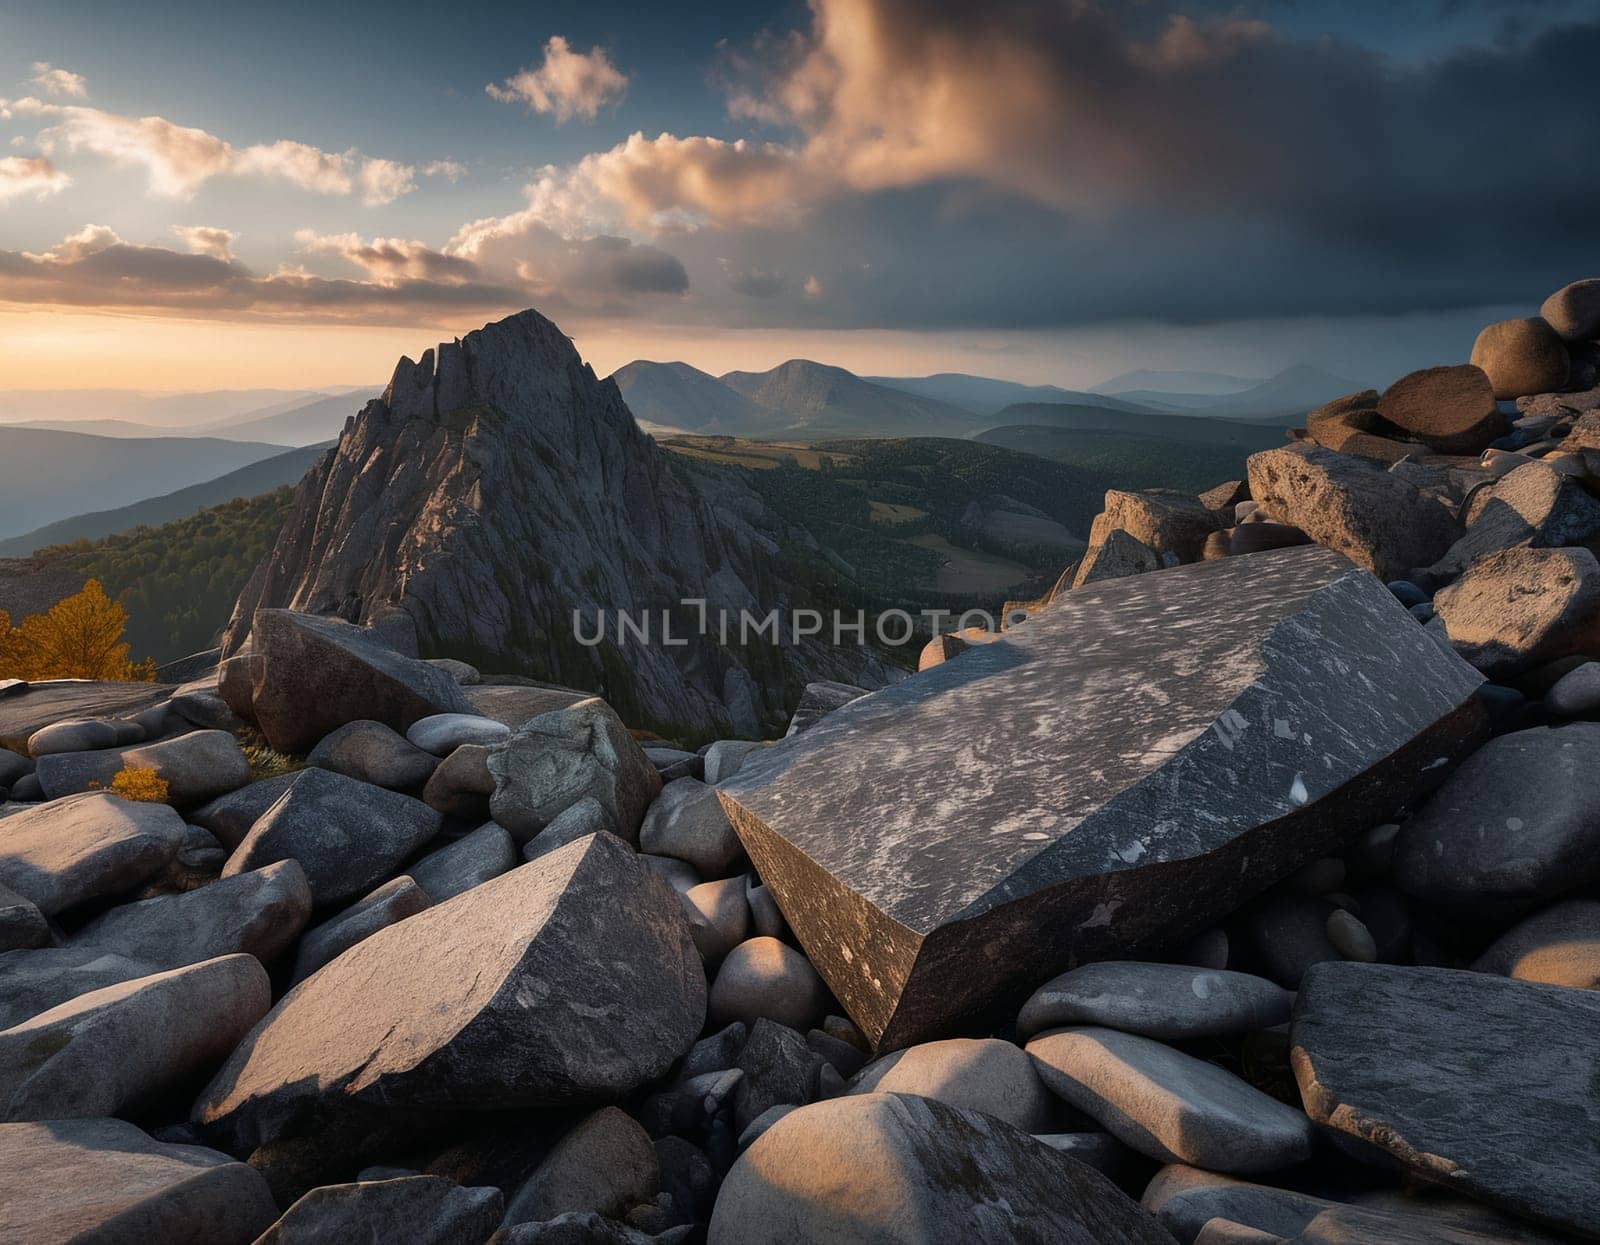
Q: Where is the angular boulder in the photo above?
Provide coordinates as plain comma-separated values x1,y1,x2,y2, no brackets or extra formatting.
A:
247,609,475,754
1470,317,1570,400
708,1093,1173,1244
1416,461,1600,588
1291,962,1600,1237
221,767,442,906
305,720,438,792
191,773,300,850
488,698,662,843
1086,488,1225,564
1376,365,1506,454
1433,546,1600,678
0,1117,277,1245
34,729,250,807
1541,277,1600,341
288,875,432,986
0,793,185,916
0,955,270,1122
785,681,868,737
195,834,705,1154
717,546,1485,1049
641,778,743,877
407,821,516,902
1245,444,1460,582
1071,528,1160,589
255,1176,504,1245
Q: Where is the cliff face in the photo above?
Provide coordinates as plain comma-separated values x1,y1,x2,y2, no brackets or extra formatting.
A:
222,309,886,738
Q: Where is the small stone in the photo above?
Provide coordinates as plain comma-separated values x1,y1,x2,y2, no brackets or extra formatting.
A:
406,712,510,756
422,743,495,820
806,1028,867,1079
1249,894,1342,987
848,1037,1054,1132
254,1176,504,1245
504,1107,660,1227
488,699,661,844
1470,317,1571,400
0,955,270,1122
0,792,185,916
27,718,121,757
0,1117,278,1245
1546,661,1600,715
1017,962,1292,1042
744,879,788,940
708,937,828,1032
288,875,432,985
1027,1026,1315,1173
1472,899,1600,988
641,778,744,877
408,822,516,902
1324,909,1377,962
733,1018,825,1131
306,720,438,792
222,767,443,907
708,1093,1173,1244
1541,278,1600,341
682,876,750,962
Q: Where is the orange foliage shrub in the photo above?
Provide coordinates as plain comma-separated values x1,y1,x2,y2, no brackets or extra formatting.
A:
0,580,156,682
108,767,171,803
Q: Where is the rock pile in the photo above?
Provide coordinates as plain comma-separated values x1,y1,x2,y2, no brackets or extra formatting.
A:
3,281,1600,1242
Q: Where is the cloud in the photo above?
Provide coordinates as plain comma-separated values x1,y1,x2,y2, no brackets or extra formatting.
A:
721,262,785,297
422,159,467,182
171,225,236,261
295,230,478,284
29,63,87,99
22,100,416,203
487,36,628,123
0,155,71,202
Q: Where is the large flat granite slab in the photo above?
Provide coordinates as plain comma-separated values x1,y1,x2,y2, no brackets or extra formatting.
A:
0,681,175,754
718,546,1487,1049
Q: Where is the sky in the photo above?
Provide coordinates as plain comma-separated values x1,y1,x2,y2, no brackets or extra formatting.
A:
1,0,1597,392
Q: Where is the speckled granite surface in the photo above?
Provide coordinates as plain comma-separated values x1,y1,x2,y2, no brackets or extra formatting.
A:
719,545,1488,1049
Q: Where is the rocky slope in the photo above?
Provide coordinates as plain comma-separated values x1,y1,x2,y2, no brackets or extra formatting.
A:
1,277,1599,1243
222,310,888,739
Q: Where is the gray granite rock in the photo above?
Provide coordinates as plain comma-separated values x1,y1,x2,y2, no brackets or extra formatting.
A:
1031,1131,1139,1180
1434,545,1600,678
848,1037,1054,1132
744,879,787,940
463,683,587,728
1017,962,1292,1042
195,835,705,1155
255,1176,504,1245
70,858,312,973
245,609,476,754
422,742,496,820
682,876,750,962
288,875,432,985
717,546,1486,1049
1071,528,1161,589
784,681,868,737
1545,660,1600,715
0,947,158,1030
1393,723,1600,908
427,656,482,684
641,853,700,894
0,880,49,952
505,1107,660,1226
27,718,121,757
0,680,174,755
35,729,251,808
702,740,768,786
409,822,517,902
708,1093,1173,1244
523,797,620,861
1248,894,1343,987
1324,909,1376,962
306,719,438,791
0,1116,278,1245
708,936,828,1032
641,777,744,877
1246,445,1462,581
0,750,30,791
190,772,300,850
407,712,511,755
0,955,270,1122
489,699,661,844
1027,1026,1315,1173
1292,961,1600,1236
222,767,442,906
1472,899,1600,987
731,1019,825,1132
0,792,186,916
1417,462,1600,589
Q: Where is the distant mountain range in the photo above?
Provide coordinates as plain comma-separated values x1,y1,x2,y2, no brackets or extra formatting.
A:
0,442,331,557
1091,368,1264,397
2,388,378,447
863,373,1151,417
0,426,290,542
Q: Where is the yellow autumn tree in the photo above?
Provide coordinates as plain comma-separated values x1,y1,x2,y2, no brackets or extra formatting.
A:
0,580,156,682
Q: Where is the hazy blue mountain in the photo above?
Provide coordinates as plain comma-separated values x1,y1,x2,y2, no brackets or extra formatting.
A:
720,360,977,437
0,442,329,557
611,360,762,432
0,426,287,540
194,391,380,445
863,372,1154,417
1194,363,1366,420
1091,368,1262,397
0,418,178,438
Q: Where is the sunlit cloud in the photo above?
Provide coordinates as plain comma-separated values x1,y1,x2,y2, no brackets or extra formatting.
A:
0,155,71,203
487,36,628,123
171,224,236,261
295,229,478,284
21,100,416,203
29,63,88,99
422,159,467,182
